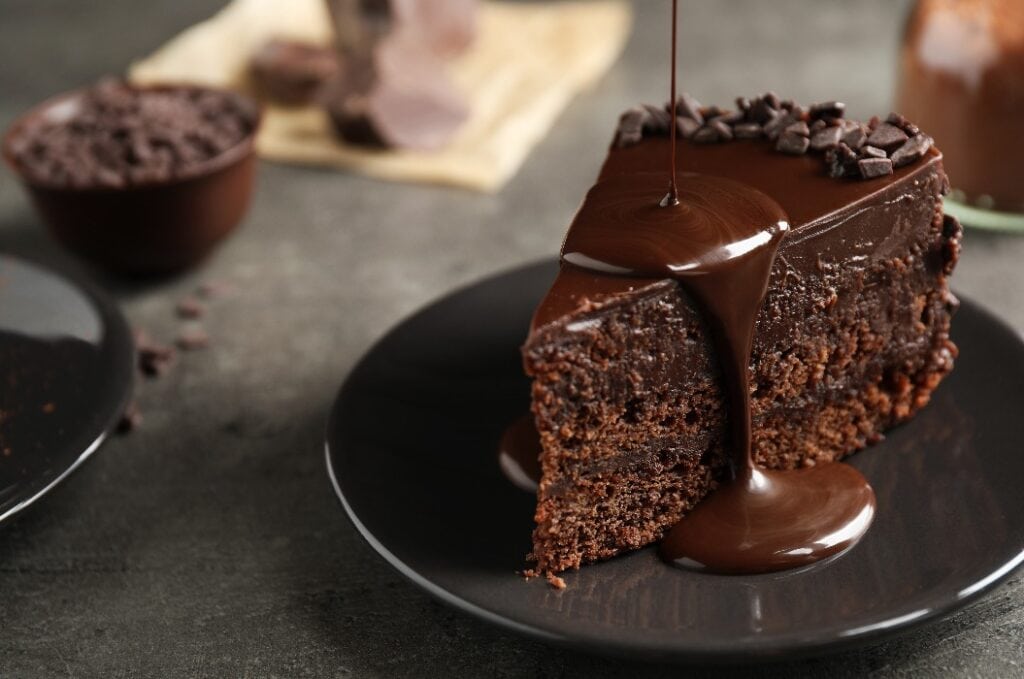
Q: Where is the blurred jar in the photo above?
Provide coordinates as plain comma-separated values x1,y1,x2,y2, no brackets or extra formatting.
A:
897,0,1024,230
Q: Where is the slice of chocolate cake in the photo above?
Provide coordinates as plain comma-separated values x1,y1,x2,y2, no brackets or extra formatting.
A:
522,94,962,575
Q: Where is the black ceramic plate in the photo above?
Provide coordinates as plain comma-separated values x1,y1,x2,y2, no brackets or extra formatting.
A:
325,260,1024,662
0,256,134,524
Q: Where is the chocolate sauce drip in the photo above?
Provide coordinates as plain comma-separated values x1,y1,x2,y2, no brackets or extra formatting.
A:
498,414,541,493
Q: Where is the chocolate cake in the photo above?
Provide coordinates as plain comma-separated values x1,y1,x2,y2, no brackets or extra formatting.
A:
521,93,962,575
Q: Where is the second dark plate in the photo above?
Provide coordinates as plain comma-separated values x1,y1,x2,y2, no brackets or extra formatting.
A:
326,259,1024,663
0,256,134,524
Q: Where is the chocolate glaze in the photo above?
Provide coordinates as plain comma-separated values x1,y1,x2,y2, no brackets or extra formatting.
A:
498,414,541,493
559,166,877,573
897,0,1024,212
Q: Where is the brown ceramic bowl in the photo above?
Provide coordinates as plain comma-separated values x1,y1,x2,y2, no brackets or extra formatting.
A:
2,84,261,276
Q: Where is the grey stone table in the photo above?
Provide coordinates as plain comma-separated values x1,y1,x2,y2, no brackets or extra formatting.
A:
1,1,1021,676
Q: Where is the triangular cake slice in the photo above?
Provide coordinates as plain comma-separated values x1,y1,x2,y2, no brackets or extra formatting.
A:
523,95,962,575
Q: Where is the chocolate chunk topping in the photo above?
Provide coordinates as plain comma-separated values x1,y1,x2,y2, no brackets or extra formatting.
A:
809,100,846,119
692,125,722,144
885,112,920,136
611,92,935,181
785,121,810,137
866,123,910,150
676,116,701,139
810,125,842,151
710,119,734,141
733,122,763,139
841,125,868,150
673,93,704,124
858,157,894,179
890,134,934,167
776,131,810,155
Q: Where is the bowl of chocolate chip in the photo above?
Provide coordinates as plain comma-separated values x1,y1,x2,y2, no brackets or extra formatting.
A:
2,79,261,275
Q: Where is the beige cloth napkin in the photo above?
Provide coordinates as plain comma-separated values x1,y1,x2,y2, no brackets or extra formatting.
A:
129,0,632,192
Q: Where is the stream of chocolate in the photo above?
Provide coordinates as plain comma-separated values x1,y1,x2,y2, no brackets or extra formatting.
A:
500,0,876,574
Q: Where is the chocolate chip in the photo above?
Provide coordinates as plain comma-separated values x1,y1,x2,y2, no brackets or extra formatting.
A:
784,121,810,137
691,125,721,144
809,101,846,119
810,119,827,133
826,142,858,178
809,125,842,151
676,116,701,139
840,125,868,150
710,118,734,141
641,104,672,133
673,93,704,124
866,123,909,150
858,157,894,179
701,105,725,120
732,122,763,139
748,97,778,124
860,145,887,159
890,134,933,167
776,131,810,155
713,110,745,125
615,107,645,147
886,112,920,136
764,112,797,140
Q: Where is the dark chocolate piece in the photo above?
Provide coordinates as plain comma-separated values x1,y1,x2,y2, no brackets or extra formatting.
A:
858,157,894,178
860,145,887,159
732,122,762,139
776,131,810,155
809,100,846,119
891,134,934,168
6,80,257,188
867,123,909,150
810,125,842,151
250,40,339,106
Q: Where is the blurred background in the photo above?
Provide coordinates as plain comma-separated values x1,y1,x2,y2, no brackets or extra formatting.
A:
0,1,1021,677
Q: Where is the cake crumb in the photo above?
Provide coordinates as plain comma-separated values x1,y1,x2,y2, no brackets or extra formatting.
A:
546,573,567,590
175,296,205,319
117,401,142,433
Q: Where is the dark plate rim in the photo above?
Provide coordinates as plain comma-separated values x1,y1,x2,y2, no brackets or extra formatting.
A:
0,255,135,525
324,258,1024,664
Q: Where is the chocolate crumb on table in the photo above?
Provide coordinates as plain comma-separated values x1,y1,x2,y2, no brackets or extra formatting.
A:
134,329,176,378
117,401,143,433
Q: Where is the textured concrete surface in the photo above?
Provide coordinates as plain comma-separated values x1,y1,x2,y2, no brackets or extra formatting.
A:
1,1,1022,677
